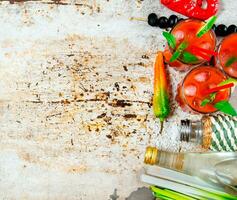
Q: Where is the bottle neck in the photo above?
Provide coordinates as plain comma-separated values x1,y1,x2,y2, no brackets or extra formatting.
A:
157,151,185,171
180,119,203,144
144,147,185,171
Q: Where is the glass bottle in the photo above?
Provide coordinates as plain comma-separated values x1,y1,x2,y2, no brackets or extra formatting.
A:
144,146,237,186
179,114,237,151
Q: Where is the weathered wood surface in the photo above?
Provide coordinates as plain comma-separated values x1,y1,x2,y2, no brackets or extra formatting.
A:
0,0,236,199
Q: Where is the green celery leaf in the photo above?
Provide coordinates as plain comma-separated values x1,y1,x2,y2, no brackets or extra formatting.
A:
170,42,188,62
201,98,211,107
197,16,217,38
151,186,191,200
163,189,197,200
225,57,237,67
163,32,176,49
210,93,217,101
170,51,181,63
201,93,216,107
154,194,174,200
214,100,237,116
219,77,237,86
202,78,237,107
182,51,198,63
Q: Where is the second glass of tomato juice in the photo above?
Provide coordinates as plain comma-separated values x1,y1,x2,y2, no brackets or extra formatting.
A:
163,19,217,71
176,66,231,114
218,33,237,78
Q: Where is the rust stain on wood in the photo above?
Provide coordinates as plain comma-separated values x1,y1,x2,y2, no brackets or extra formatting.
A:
0,0,200,197
66,165,88,173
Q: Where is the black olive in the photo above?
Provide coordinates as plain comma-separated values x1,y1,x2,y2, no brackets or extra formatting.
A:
178,18,184,23
227,25,237,35
158,16,168,29
215,24,228,37
212,24,216,32
148,13,158,27
168,15,178,28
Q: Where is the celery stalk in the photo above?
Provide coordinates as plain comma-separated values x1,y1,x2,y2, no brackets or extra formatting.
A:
197,16,217,38
141,174,237,200
150,186,193,200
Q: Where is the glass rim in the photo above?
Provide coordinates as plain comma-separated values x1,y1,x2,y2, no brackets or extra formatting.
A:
180,66,231,114
217,32,237,78
169,18,217,66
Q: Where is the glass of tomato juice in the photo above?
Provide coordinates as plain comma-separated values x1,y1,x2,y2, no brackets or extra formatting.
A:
176,66,231,114
218,33,237,78
164,19,216,71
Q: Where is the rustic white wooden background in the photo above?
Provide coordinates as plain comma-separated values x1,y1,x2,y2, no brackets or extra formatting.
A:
0,0,236,199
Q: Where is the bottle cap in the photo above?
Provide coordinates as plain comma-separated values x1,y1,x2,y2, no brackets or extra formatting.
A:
180,119,192,142
180,119,203,144
144,146,158,165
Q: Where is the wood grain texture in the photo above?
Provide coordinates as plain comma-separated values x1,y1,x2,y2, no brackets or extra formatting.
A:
0,0,236,199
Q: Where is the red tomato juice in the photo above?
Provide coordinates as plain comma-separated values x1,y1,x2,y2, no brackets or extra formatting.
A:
218,33,237,78
164,19,216,71
176,66,230,113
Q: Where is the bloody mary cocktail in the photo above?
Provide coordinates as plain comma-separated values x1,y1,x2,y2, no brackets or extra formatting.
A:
218,33,237,78
176,66,230,114
164,19,216,71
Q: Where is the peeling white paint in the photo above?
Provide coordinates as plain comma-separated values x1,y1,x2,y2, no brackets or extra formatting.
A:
0,0,236,199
